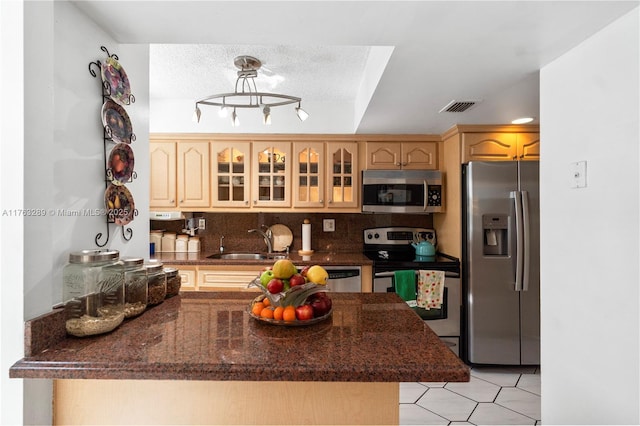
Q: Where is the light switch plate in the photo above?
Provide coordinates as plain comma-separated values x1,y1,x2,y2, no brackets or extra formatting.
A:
323,219,335,232
570,161,587,189
198,218,206,230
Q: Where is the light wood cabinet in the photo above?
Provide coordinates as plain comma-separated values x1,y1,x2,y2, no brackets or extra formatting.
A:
177,142,210,208
251,141,292,208
197,266,262,292
326,142,358,208
211,141,251,208
365,141,438,170
462,132,539,163
172,265,197,292
292,141,325,208
150,141,177,208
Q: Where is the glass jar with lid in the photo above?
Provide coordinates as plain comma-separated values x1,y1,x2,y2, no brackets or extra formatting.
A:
145,261,166,305
121,257,148,318
164,267,181,298
62,249,125,337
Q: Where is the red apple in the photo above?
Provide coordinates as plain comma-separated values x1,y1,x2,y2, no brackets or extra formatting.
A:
295,304,314,321
299,265,311,278
289,273,306,287
267,278,284,294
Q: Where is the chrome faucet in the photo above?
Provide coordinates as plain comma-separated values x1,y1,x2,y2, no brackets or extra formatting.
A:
219,235,225,253
248,227,272,253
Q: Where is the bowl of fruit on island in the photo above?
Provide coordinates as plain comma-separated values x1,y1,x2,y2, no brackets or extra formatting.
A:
248,259,332,326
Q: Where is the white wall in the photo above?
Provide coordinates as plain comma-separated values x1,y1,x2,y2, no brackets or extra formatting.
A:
1,0,151,423
540,7,639,425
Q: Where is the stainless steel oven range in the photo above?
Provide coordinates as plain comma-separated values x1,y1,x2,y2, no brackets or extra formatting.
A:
363,227,461,356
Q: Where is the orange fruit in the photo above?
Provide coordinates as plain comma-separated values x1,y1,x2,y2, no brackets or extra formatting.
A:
251,302,265,316
283,306,296,322
260,307,274,319
262,297,271,307
273,306,284,321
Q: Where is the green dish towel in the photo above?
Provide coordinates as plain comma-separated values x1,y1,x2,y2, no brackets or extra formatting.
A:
394,270,416,302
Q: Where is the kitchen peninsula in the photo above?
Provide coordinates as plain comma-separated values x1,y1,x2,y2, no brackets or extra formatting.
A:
10,292,469,425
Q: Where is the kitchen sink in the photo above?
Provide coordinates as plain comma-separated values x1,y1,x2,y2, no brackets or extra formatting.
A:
207,252,288,260
208,253,267,260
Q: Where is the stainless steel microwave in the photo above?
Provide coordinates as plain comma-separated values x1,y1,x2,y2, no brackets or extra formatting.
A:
361,170,444,213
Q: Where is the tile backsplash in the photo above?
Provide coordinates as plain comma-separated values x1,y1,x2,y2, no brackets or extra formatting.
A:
151,212,434,254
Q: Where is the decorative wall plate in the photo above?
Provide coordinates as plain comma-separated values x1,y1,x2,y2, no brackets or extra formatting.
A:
101,57,131,105
104,183,135,226
101,99,133,143
108,143,135,184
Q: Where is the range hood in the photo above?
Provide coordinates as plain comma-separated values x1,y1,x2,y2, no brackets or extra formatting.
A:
150,211,185,221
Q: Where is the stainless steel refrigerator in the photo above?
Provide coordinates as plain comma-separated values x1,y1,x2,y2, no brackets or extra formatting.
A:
462,161,540,365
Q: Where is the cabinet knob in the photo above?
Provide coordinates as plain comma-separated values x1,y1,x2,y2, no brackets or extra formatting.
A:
245,201,249,205
170,199,175,203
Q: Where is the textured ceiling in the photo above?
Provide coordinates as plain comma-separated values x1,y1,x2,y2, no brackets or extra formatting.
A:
150,44,372,102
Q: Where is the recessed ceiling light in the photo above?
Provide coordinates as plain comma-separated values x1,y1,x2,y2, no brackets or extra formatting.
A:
511,117,535,124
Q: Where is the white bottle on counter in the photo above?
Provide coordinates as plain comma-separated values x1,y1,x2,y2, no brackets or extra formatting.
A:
161,232,176,252
188,236,200,253
175,235,189,253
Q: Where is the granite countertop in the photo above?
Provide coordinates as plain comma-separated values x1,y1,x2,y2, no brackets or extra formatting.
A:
10,292,469,383
151,251,373,267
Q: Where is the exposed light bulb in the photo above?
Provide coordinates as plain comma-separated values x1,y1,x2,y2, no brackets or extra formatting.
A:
295,105,309,122
219,105,229,118
263,106,271,125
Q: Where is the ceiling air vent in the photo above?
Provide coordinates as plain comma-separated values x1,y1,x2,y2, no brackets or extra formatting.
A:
439,99,481,113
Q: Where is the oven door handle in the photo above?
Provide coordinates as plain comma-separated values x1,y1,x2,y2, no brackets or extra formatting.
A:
374,270,458,279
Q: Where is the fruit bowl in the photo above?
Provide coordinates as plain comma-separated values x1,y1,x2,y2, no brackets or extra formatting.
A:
247,295,332,327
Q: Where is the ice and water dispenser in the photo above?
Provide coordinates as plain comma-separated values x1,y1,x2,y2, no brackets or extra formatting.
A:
482,215,509,256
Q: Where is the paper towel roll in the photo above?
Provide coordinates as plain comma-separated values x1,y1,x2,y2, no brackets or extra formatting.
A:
302,221,312,251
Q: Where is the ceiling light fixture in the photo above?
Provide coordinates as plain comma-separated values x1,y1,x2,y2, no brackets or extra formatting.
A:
511,117,535,124
193,55,308,126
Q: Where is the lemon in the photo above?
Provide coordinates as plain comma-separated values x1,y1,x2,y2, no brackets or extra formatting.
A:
272,259,297,279
306,265,328,285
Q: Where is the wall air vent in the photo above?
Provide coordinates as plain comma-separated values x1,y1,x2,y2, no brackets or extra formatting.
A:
439,99,482,113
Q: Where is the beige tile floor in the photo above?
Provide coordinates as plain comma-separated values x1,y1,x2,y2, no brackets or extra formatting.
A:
400,366,541,425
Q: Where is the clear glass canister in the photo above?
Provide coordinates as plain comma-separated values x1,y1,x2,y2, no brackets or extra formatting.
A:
164,267,181,298
62,249,125,337
121,257,148,318
145,261,166,305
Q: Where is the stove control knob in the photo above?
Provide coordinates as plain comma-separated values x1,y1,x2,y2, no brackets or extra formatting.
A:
374,233,380,240
366,233,373,240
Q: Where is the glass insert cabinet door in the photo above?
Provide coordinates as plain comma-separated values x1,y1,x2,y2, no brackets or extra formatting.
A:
212,142,250,207
252,141,292,207
327,142,358,208
293,142,324,207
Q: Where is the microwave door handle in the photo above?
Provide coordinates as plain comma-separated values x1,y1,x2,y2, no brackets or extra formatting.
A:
423,180,428,211
511,190,524,291
521,190,531,292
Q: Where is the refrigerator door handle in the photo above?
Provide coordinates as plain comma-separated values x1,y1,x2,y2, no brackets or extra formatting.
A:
521,190,531,292
511,190,524,291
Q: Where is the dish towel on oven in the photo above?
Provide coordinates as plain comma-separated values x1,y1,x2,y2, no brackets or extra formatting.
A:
394,270,417,307
417,270,445,310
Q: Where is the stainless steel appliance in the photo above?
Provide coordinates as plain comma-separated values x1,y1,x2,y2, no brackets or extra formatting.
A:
463,161,540,365
363,227,461,355
362,170,444,214
325,266,362,292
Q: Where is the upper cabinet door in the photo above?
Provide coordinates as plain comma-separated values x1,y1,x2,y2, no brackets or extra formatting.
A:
293,141,325,208
251,141,292,207
517,133,540,161
326,142,358,208
365,142,401,169
150,141,177,208
462,133,518,163
211,141,251,208
401,142,438,170
177,142,210,208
